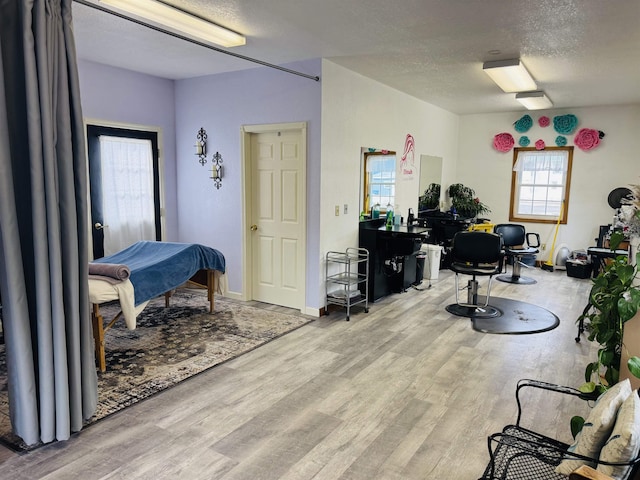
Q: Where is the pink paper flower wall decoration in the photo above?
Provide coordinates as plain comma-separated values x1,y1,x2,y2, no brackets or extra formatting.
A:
535,139,546,150
493,132,514,152
574,128,602,151
538,116,550,127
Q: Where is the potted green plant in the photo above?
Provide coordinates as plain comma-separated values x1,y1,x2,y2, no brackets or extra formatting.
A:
447,183,490,218
572,187,640,436
419,183,440,210
578,232,640,391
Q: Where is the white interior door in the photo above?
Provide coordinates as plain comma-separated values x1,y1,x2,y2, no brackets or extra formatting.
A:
249,128,305,309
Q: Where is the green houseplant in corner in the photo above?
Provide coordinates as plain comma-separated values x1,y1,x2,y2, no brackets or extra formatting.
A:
572,188,640,436
578,231,640,392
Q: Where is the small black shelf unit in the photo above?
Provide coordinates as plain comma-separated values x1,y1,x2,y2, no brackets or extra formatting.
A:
325,247,369,321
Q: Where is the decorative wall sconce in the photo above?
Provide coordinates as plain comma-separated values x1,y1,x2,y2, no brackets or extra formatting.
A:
196,127,207,165
210,151,223,189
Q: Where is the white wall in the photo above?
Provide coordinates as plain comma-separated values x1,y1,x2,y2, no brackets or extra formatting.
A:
458,105,640,256
319,60,460,302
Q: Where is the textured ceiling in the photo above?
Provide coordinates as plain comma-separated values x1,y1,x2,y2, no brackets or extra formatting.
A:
72,0,640,115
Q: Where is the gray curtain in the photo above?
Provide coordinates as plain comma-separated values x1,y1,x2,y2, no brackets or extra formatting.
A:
0,0,97,446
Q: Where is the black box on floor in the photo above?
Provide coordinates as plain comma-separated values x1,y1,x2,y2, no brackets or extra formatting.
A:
566,260,592,279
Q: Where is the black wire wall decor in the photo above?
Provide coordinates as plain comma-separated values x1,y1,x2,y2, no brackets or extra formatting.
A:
196,127,207,165
210,151,223,189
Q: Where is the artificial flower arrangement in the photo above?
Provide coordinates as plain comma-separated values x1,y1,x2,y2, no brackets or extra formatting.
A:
492,113,605,152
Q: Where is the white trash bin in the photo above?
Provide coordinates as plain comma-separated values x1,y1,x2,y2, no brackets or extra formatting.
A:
420,244,442,280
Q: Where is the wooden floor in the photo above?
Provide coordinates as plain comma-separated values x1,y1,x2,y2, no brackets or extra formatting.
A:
0,267,598,479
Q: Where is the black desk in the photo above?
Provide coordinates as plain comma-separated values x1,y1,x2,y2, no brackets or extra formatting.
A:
587,247,628,277
377,224,431,235
359,220,431,301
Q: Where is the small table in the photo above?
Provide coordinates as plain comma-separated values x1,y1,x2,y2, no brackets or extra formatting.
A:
587,247,628,277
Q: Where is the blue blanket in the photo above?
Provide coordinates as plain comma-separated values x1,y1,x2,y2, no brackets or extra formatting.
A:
93,241,226,306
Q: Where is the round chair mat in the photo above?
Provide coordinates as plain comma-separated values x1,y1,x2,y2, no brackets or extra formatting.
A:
496,274,537,285
469,296,559,335
445,303,501,318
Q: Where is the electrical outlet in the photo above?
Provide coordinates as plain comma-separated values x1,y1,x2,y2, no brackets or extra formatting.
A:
335,205,340,216
344,204,348,214
542,243,547,251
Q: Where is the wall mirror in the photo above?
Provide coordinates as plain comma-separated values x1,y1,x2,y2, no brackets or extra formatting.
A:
418,154,443,213
360,149,397,216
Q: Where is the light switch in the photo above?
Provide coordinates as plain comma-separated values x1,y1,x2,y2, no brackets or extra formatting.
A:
335,205,340,216
344,204,348,214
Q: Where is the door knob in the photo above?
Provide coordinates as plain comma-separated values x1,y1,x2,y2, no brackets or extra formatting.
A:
94,222,107,230
250,224,258,231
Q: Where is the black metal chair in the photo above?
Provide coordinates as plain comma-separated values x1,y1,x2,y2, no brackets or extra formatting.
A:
480,379,639,480
445,231,504,318
494,224,540,285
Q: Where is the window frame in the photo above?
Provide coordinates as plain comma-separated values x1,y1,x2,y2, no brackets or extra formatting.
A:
362,151,396,214
509,146,573,225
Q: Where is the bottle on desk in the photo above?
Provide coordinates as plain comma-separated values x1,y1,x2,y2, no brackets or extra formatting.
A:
407,208,415,226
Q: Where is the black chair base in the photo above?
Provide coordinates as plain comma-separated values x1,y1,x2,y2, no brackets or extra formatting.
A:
496,274,536,285
446,303,501,318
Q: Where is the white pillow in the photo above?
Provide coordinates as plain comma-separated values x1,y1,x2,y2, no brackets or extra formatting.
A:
556,379,632,475
597,390,640,479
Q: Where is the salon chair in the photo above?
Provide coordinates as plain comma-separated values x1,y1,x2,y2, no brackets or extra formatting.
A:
445,231,504,318
493,224,540,285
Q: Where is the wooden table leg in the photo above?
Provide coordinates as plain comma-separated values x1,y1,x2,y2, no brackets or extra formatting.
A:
91,304,106,372
207,269,215,313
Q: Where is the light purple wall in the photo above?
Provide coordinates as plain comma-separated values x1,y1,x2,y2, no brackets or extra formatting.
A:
77,60,178,240
77,58,322,308
175,60,322,305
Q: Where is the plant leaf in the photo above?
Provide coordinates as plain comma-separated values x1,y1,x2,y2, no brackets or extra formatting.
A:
605,365,619,386
601,349,615,367
619,295,638,322
571,416,585,439
579,381,596,393
609,231,626,251
617,264,636,286
628,356,640,379
585,362,598,382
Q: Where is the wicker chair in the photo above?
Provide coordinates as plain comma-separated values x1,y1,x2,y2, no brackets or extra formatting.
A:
479,379,640,480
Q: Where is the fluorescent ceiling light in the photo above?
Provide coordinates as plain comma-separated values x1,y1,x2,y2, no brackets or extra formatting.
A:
516,91,553,110
483,59,537,93
99,0,246,47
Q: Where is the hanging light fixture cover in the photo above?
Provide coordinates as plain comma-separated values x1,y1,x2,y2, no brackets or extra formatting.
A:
99,0,246,47
483,58,537,93
515,91,553,110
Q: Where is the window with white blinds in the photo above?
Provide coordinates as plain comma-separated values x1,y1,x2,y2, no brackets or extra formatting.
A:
510,147,573,224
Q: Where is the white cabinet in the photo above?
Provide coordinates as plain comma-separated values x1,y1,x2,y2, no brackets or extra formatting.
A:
325,248,369,321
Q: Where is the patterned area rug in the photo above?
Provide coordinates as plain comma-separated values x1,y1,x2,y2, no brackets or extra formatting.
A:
0,288,313,450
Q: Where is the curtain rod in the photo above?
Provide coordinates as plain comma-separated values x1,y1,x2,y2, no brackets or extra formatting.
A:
72,0,320,82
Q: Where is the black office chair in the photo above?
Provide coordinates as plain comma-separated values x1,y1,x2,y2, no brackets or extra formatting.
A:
445,231,504,318
493,224,540,285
